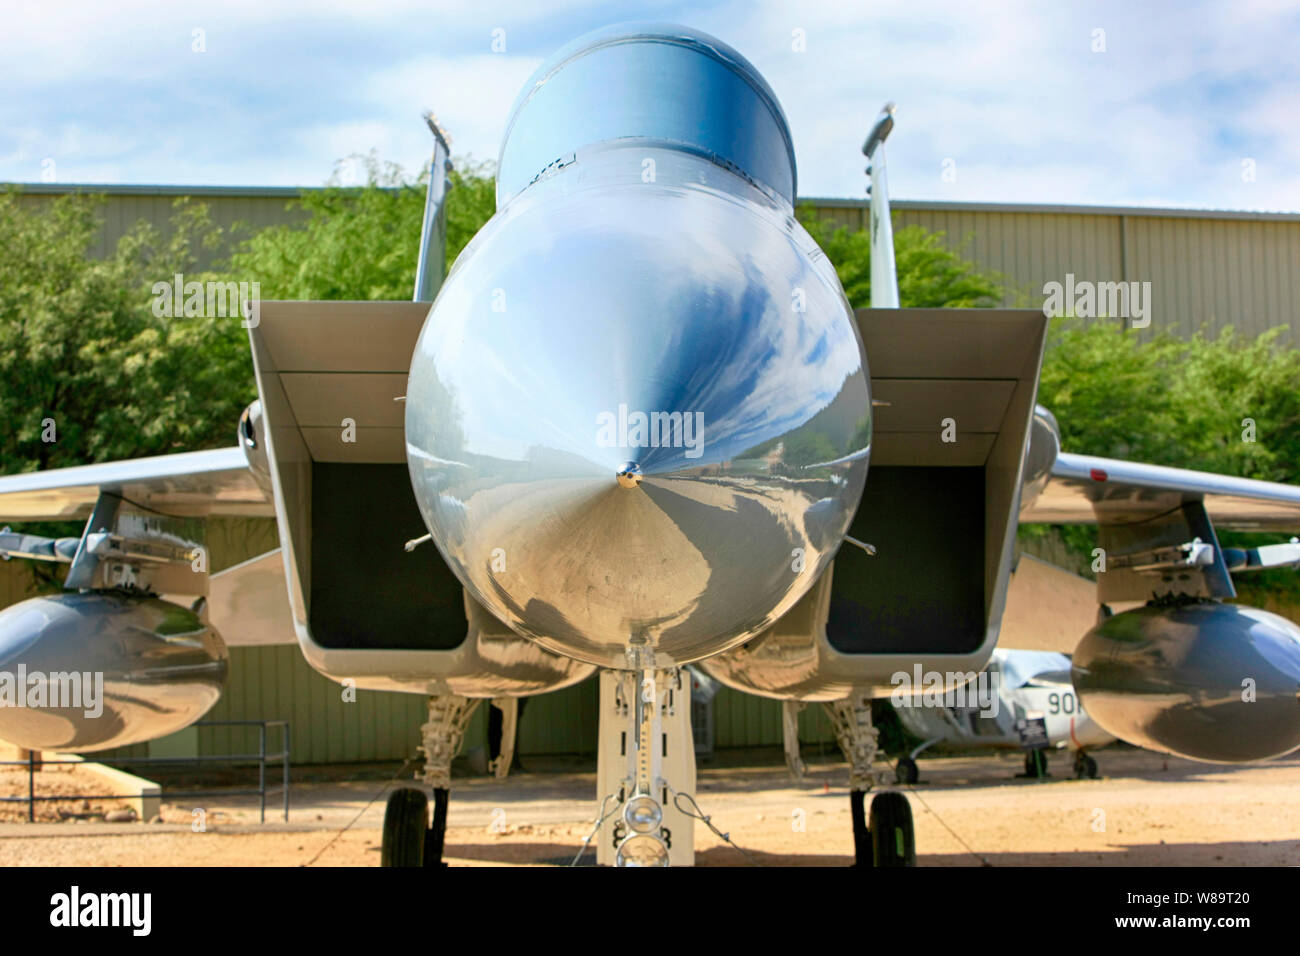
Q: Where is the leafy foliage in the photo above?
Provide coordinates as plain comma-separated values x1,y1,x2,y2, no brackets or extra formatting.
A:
224,151,496,300
0,189,251,476
796,208,1006,308
1032,317,1300,601
1038,319,1300,483
0,154,498,482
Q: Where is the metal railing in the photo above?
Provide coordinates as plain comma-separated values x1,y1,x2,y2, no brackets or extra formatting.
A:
0,719,290,823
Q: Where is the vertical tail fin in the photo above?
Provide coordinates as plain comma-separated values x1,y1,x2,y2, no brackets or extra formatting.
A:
414,113,453,302
862,103,899,308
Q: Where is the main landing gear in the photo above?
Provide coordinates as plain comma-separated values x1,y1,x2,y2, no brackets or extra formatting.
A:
381,787,451,867
1018,748,1097,780
1073,750,1099,779
381,694,480,867
826,694,917,867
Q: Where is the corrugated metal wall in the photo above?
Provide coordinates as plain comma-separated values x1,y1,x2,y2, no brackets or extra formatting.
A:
806,198,1300,341
194,657,838,764
11,185,308,270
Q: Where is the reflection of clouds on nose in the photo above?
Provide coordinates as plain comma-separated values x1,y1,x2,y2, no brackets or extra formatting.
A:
410,157,866,473
676,305,861,460
636,223,863,463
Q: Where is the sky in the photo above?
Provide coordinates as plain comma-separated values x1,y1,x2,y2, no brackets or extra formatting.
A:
3,0,1298,210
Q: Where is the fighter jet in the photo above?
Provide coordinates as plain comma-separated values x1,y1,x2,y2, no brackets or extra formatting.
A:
2,23,1299,868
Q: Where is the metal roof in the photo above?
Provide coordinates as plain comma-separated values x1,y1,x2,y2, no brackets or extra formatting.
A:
6,182,1300,221
803,196,1300,223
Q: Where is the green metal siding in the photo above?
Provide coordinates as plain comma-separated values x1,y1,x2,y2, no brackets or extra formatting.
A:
195,655,834,764
12,188,308,270
199,644,428,764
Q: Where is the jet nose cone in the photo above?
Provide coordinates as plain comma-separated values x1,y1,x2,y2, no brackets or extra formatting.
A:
405,162,871,668
616,462,643,489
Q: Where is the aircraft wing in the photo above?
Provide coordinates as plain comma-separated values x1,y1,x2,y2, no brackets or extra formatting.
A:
1024,451,1300,532
0,447,273,522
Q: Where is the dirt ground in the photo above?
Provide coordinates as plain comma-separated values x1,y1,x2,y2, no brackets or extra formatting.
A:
2,747,1298,866
0,762,139,824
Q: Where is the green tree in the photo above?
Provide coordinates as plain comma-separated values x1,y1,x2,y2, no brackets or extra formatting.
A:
0,189,254,590
225,151,497,300
0,189,251,476
796,210,1006,308
1038,318,1300,483
1029,317,1300,601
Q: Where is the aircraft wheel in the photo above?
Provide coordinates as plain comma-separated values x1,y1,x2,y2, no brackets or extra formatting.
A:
1074,753,1098,779
381,787,428,867
895,757,919,784
869,791,916,867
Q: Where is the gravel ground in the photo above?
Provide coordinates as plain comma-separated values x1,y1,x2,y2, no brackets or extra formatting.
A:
0,763,138,824
1,747,1298,866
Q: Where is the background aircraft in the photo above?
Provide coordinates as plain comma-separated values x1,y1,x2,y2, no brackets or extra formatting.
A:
2,22,1299,868
888,648,1115,783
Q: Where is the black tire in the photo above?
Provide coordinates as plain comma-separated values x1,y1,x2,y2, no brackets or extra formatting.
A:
381,788,428,867
895,757,919,784
869,791,916,867
1082,754,1098,779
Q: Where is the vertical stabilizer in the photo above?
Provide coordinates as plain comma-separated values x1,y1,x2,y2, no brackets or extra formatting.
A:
414,113,453,302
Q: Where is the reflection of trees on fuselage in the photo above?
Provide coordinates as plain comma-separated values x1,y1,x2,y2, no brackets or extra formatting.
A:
421,370,467,460
735,372,871,468
780,431,839,468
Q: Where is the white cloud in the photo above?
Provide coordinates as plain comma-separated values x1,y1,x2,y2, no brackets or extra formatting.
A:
1,0,1296,210
361,53,545,167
